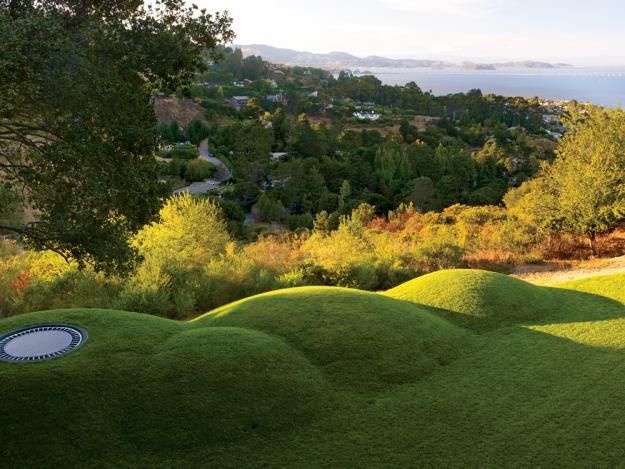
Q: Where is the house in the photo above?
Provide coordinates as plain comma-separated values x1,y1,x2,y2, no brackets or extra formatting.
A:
308,90,319,98
543,114,560,124
353,101,375,109
228,96,250,111
332,96,352,104
233,79,253,87
353,111,381,121
266,94,284,103
270,152,288,161
265,176,289,189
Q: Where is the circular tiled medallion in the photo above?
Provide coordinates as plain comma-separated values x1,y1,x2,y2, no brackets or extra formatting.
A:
0,325,87,362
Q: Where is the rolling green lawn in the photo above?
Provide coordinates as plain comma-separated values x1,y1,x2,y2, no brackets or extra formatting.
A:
3,270,625,467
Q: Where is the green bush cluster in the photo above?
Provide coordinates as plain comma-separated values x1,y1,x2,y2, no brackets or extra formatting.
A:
1,195,546,319
159,159,217,182
158,145,199,160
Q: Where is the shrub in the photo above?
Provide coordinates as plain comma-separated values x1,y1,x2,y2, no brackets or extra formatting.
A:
158,144,199,160
184,159,217,182
411,225,465,271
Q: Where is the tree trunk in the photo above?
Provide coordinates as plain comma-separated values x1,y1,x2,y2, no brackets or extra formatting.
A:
587,231,597,256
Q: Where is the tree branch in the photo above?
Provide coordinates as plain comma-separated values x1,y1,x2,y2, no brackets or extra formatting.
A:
0,223,72,264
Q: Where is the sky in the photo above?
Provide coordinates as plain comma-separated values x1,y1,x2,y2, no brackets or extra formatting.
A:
195,0,625,66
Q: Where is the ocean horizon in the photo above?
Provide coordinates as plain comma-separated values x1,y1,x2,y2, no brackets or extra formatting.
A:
361,67,625,108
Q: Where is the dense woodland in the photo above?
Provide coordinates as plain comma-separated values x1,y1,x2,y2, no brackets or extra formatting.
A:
2,27,625,318
158,48,556,232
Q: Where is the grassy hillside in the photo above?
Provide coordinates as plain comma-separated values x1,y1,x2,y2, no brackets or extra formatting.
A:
385,269,554,329
194,287,468,388
385,268,625,327
3,271,625,466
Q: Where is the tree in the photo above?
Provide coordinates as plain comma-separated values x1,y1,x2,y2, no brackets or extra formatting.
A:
258,193,286,222
0,184,22,228
473,140,505,184
374,143,412,203
241,54,267,81
338,180,352,211
184,159,217,182
244,97,264,120
0,0,234,272
232,121,273,184
506,107,625,254
186,119,210,145
290,114,326,158
406,176,437,211
399,119,418,144
159,121,186,144
133,193,229,269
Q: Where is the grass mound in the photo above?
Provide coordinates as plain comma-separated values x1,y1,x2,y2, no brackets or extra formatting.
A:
133,326,326,450
0,309,326,463
6,272,625,466
194,286,468,388
559,273,625,305
385,269,557,329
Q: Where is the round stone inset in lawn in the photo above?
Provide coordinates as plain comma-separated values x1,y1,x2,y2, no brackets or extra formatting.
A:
0,325,87,362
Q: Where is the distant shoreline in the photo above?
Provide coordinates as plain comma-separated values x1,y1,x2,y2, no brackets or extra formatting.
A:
360,67,625,107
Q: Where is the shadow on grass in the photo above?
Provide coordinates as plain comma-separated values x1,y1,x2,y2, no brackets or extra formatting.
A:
414,286,625,332
359,323,625,467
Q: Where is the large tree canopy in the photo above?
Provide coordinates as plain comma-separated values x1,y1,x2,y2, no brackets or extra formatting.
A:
505,106,625,253
0,0,233,272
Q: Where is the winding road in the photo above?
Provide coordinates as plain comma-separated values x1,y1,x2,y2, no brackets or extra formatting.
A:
174,139,232,195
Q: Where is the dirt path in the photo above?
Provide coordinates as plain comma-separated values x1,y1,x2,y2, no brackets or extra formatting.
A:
512,255,625,285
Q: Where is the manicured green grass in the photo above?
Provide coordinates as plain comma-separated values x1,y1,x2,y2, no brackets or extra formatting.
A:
3,272,625,466
386,269,555,329
194,287,468,389
386,268,625,328
558,273,625,304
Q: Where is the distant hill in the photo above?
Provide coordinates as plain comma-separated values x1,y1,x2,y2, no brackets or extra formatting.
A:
237,44,451,69
237,44,572,70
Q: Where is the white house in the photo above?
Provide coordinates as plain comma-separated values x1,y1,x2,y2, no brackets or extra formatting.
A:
353,111,381,121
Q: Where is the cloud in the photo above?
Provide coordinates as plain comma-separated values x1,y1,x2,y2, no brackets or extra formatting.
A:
377,0,503,18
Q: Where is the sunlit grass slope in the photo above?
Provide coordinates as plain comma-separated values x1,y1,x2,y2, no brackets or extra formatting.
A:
385,269,556,328
4,271,625,466
194,286,468,388
558,272,625,304
385,269,625,328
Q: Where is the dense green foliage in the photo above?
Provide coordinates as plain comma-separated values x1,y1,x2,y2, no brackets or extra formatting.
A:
506,107,625,253
183,47,558,233
4,271,625,466
1,197,550,318
0,0,233,272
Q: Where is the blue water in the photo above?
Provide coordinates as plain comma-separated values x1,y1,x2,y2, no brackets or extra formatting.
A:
365,67,625,108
